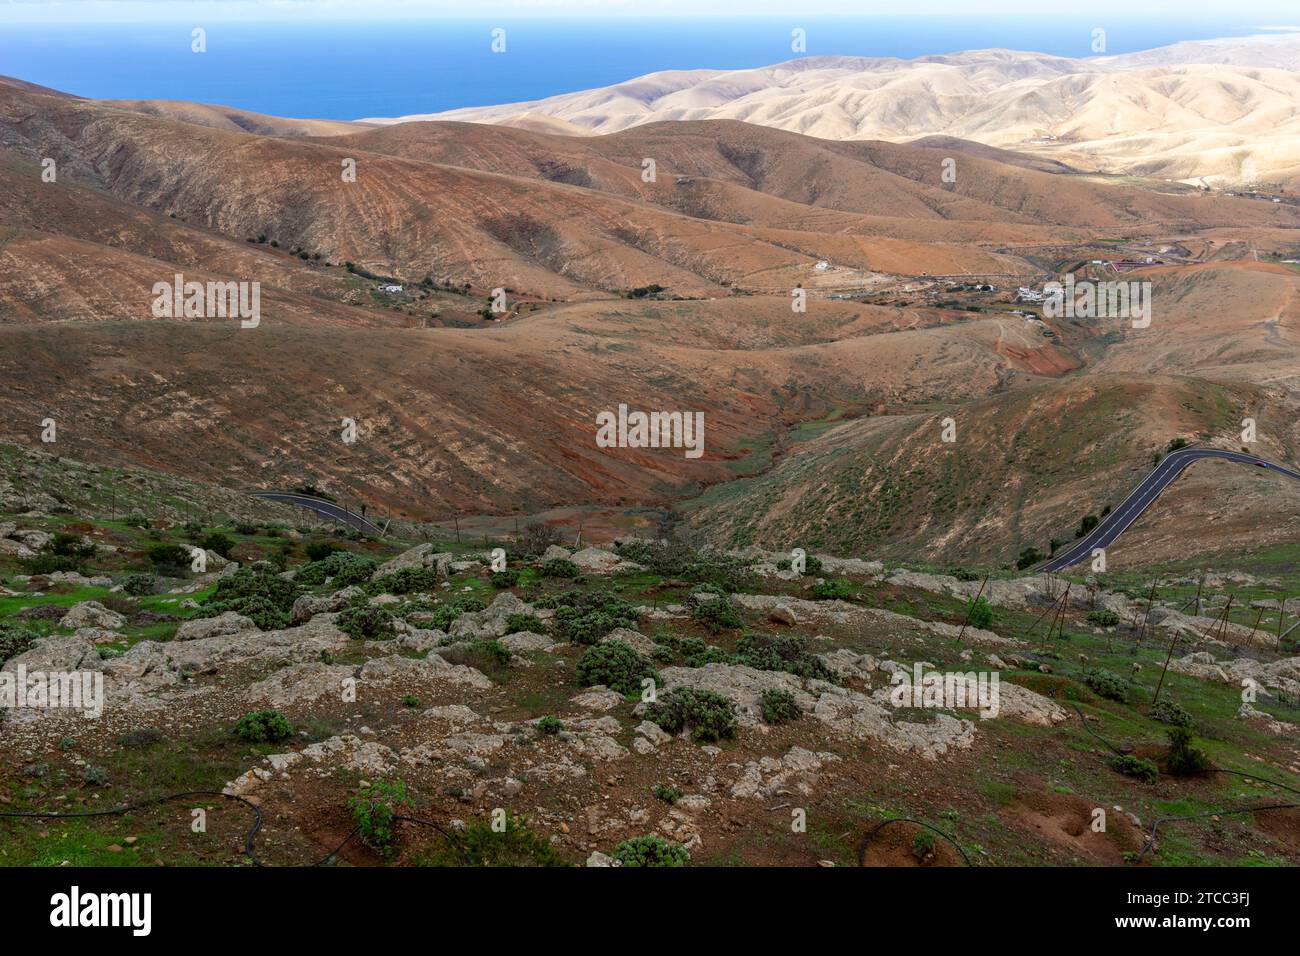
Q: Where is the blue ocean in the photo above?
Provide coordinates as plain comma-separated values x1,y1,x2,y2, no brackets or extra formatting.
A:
0,17,1278,120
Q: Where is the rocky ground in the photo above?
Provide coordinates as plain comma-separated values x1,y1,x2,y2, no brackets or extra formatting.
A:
3,503,1299,867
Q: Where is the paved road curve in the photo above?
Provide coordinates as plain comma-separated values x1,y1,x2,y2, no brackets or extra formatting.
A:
251,491,385,537
1042,447,1300,573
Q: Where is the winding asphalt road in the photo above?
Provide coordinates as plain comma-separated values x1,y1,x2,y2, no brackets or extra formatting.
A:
1042,447,1300,572
250,491,385,536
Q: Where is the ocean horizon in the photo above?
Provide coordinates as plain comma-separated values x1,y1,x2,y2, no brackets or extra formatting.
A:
0,16,1286,120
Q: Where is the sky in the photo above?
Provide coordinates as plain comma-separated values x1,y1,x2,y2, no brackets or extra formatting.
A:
5,0,1300,22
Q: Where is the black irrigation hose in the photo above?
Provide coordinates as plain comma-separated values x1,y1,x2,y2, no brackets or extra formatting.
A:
855,817,972,867
0,792,471,867
0,790,266,866
1070,705,1300,861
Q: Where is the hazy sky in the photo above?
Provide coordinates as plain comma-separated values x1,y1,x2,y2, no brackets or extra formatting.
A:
5,0,1300,22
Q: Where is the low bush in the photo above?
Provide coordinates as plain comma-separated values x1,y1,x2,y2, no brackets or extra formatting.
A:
200,533,235,558
233,710,292,743
422,596,486,632
0,623,40,665
350,779,414,857
146,543,193,576
1081,668,1130,703
575,641,655,696
1086,608,1121,627
537,715,563,735
542,590,639,645
1165,726,1212,776
338,603,396,640
689,587,744,633
612,834,689,867
295,551,375,588
418,812,568,867
967,596,994,630
367,566,437,596
540,558,579,579
652,784,682,804
1150,698,1195,728
305,541,343,562
490,568,521,588
809,577,855,601
912,831,936,862
504,613,546,635
1108,754,1158,783
645,688,737,743
651,633,733,668
759,688,802,724
200,567,299,630
736,632,835,682
613,538,755,592
119,572,159,596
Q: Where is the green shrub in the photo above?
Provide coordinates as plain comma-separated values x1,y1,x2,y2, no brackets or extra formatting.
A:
912,831,935,862
21,552,86,574
200,567,299,630
949,568,979,582
504,613,546,635
651,633,733,668
474,639,513,667
294,550,376,587
1086,608,1121,627
304,541,341,562
146,543,193,576
759,688,802,724
200,533,235,558
540,558,579,579
234,710,292,743
368,566,437,596
1109,754,1158,783
338,603,396,640
0,623,40,665
537,715,564,735
119,572,159,596
653,784,682,804
1166,726,1212,776
809,577,855,600
423,596,486,631
1016,548,1044,571
350,779,414,857
613,539,755,592
575,641,655,696
736,632,835,681
646,688,737,743
689,589,744,633
123,513,149,529
1150,698,1194,728
1081,668,1130,703
401,694,420,708
967,596,994,629
542,590,639,645
417,812,568,867
490,568,521,588
779,553,823,576
612,834,689,867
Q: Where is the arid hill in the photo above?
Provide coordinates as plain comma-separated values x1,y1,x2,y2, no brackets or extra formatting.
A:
0,75,1297,570
370,35,1300,188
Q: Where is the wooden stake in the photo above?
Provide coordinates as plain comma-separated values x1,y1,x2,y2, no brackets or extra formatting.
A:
1151,629,1180,710
957,573,990,643
1136,580,1157,645
1277,594,1287,652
